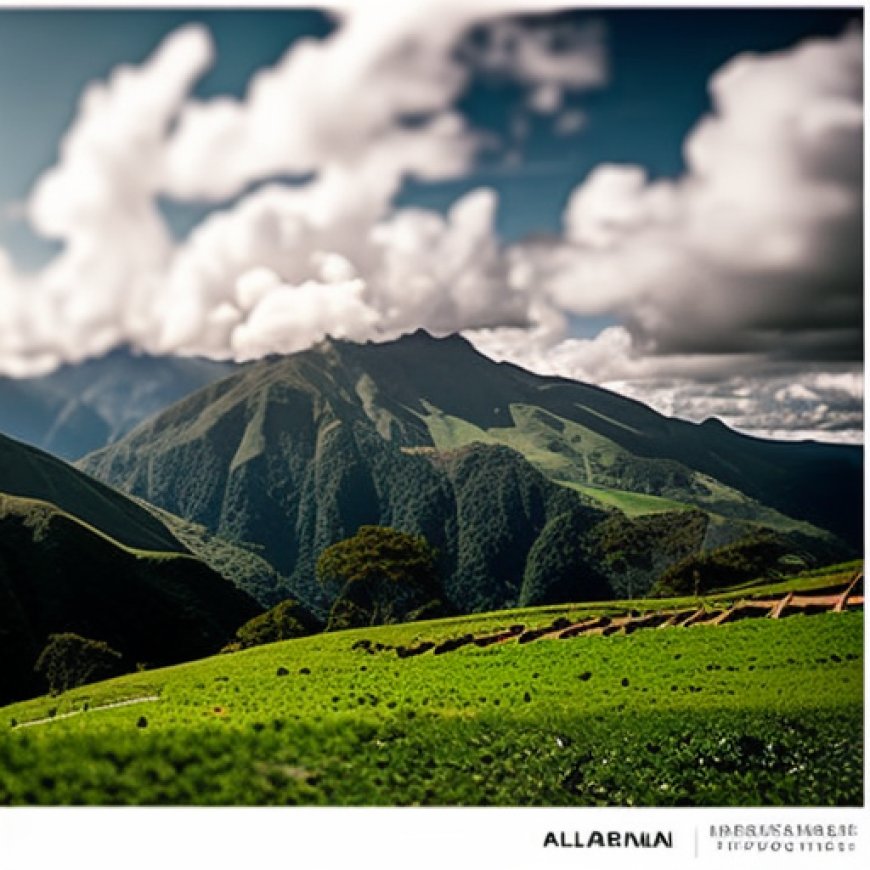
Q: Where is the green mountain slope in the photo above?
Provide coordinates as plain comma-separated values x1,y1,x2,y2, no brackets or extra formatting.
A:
0,431,182,553
78,332,855,617
0,434,261,705
333,331,860,545
149,507,285,606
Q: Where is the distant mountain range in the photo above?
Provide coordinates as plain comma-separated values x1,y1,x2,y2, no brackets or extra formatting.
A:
0,348,236,460
77,330,859,619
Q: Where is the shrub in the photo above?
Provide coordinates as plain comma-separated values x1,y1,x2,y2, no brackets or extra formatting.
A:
34,633,125,695
235,599,321,650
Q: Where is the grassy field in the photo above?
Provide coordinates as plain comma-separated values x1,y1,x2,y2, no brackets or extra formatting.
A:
556,480,691,516
0,562,861,807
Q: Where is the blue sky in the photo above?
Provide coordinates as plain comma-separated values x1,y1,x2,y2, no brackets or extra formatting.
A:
0,5,862,442
0,7,857,260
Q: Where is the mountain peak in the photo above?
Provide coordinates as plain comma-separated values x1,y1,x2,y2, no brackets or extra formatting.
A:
409,327,469,344
380,328,475,352
308,329,475,357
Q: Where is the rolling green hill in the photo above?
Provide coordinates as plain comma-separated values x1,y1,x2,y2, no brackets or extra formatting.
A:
0,565,861,806
78,331,857,618
0,434,261,705
147,506,286,606
0,430,183,553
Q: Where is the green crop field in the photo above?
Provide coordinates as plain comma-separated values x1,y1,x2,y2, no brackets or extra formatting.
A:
0,563,862,807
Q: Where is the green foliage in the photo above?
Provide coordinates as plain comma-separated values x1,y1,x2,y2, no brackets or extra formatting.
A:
34,633,124,695
317,526,443,630
0,495,261,706
317,525,439,589
0,603,861,806
236,600,321,650
588,509,711,598
445,445,551,611
651,529,820,597
520,512,612,605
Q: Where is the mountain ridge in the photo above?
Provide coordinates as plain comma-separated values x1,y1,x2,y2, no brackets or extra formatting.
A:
0,347,237,460
78,331,858,618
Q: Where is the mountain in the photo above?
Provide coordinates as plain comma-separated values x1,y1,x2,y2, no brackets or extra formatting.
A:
0,430,182,553
78,331,857,617
0,348,236,460
0,432,260,704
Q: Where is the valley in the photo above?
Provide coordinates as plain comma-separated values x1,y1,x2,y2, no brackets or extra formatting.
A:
0,332,862,807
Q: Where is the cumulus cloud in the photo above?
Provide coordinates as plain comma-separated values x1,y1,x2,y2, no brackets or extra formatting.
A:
145,181,526,359
163,5,477,201
466,24,863,442
0,25,213,375
517,25,863,363
0,3,606,377
366,187,528,334
0,10,862,443
232,272,379,359
162,4,606,201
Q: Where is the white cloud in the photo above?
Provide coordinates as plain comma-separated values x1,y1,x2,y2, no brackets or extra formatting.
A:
163,6,476,201
232,275,379,359
0,25,213,375
1,4,607,378
521,25,863,363
366,187,527,334
0,11,861,443
144,180,526,359
162,5,606,202
467,322,769,385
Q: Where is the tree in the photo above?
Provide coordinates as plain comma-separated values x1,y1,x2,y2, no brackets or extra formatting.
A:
649,529,815,598
316,526,443,630
234,599,321,649
34,633,125,695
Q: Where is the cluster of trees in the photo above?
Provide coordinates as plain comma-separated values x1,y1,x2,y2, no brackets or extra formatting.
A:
233,599,321,649
34,633,125,695
650,530,815,597
588,510,710,598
